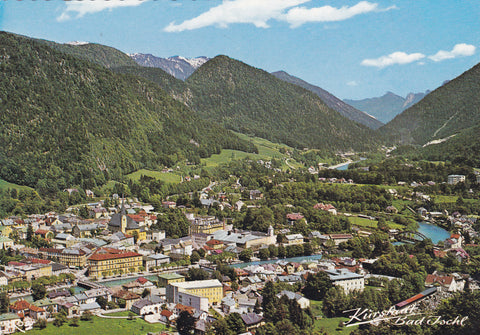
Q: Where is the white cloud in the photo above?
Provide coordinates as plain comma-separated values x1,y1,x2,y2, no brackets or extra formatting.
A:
347,81,358,86
361,51,425,68
165,0,308,32
57,0,147,22
282,1,395,28
428,43,476,62
164,0,393,32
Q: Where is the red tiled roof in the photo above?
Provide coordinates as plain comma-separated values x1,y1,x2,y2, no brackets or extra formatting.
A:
175,304,194,314
160,310,173,317
89,248,141,261
206,239,223,245
29,305,45,313
10,300,31,311
286,213,304,221
136,277,148,284
29,258,51,264
8,261,26,267
35,229,49,235
425,274,453,286
128,215,145,222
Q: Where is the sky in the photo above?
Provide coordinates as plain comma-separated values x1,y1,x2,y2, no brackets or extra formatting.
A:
1,0,479,99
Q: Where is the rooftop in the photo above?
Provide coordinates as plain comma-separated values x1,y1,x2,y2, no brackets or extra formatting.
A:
170,279,222,290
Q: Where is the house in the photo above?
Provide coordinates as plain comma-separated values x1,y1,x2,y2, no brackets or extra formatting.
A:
111,290,141,310
144,254,170,271
285,234,304,245
0,313,22,334
314,203,337,215
0,236,14,250
240,313,265,332
158,273,185,287
425,273,464,292
131,298,163,316
234,200,245,211
277,290,310,309
159,309,175,323
448,175,465,185
325,269,364,293
10,300,47,320
32,298,58,315
57,301,80,317
249,190,263,200
286,213,305,225
328,234,353,246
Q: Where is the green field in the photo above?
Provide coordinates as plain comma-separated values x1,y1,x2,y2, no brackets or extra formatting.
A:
348,216,404,230
0,179,32,191
200,138,303,170
311,300,357,334
25,316,167,335
126,169,182,184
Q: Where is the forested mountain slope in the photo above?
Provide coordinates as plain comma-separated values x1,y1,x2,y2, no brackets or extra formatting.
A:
0,32,256,190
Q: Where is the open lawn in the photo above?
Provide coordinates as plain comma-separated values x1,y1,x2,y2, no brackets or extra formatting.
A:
311,300,356,334
348,216,404,230
126,169,182,184
26,316,167,335
314,317,357,334
0,179,32,191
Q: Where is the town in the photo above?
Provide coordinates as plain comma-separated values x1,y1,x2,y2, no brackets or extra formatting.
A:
0,163,479,335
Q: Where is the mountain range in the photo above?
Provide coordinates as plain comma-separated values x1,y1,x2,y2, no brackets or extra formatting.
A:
344,91,429,124
130,54,209,81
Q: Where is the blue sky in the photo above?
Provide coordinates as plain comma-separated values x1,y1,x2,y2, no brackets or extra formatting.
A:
1,0,479,99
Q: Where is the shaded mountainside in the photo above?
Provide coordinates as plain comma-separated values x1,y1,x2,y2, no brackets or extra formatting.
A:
272,71,383,130
179,56,380,152
114,65,185,96
345,91,427,124
0,32,256,189
38,39,139,69
130,54,209,80
381,62,480,145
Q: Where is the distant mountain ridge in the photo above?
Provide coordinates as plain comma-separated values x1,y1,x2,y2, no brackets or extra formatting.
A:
129,53,209,80
271,71,383,129
345,91,428,124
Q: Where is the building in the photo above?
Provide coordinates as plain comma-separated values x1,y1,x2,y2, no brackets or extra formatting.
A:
166,279,223,306
0,313,22,334
277,290,310,309
108,202,146,241
313,203,337,215
144,254,170,271
39,247,88,268
0,236,14,250
284,234,304,245
211,226,276,249
325,268,364,293
87,248,142,278
328,234,353,246
448,175,466,185
286,213,305,225
188,215,225,235
425,273,464,292
158,273,185,287
131,298,163,316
